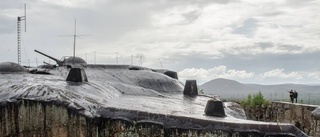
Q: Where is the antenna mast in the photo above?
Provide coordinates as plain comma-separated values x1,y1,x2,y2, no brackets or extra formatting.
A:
73,18,76,59
60,18,89,65
17,4,27,65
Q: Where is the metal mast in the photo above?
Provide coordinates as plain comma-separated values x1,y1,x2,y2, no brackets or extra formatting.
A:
73,18,76,59
60,18,89,65
17,4,26,65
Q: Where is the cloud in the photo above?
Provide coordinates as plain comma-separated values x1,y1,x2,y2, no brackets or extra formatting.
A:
178,66,254,84
178,66,320,85
260,68,303,80
118,0,320,63
308,72,320,80
1,0,320,85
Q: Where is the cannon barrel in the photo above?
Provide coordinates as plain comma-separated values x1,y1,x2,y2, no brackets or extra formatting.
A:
43,61,52,65
34,50,64,66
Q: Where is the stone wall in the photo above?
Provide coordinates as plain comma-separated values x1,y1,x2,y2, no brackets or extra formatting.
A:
244,101,320,136
1,100,295,137
0,100,165,137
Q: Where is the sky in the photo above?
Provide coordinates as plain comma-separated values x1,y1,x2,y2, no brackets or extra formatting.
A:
1,0,320,85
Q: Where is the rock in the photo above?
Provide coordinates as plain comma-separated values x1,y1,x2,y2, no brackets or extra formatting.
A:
311,107,320,120
224,102,247,119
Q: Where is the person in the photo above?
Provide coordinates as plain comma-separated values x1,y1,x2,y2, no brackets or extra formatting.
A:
293,90,298,103
288,90,294,103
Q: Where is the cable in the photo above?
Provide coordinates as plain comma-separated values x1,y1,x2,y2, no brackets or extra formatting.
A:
96,51,117,55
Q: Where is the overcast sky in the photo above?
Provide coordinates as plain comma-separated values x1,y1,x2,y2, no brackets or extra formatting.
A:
1,0,320,85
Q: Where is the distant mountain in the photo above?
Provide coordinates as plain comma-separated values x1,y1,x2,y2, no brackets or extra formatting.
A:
200,78,253,97
199,78,320,104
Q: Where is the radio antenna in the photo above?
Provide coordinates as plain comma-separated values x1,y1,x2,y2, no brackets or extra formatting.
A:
59,18,90,65
17,4,27,65
24,4,27,32
73,18,76,59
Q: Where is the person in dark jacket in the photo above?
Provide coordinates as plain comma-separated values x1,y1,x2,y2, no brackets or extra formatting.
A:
288,90,294,103
293,90,298,103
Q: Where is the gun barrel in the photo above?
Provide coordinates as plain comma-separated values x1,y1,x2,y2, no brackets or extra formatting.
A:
34,50,63,66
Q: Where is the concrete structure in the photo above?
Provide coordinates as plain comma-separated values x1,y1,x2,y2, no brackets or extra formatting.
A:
244,101,320,136
0,62,307,136
0,100,305,137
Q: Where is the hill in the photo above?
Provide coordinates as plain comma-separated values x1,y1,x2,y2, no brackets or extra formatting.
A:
199,78,320,104
199,78,253,97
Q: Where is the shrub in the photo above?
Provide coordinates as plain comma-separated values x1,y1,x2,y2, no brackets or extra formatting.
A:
240,92,270,108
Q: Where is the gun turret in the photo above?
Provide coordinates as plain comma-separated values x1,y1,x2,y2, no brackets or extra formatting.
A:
34,50,87,67
34,50,64,66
